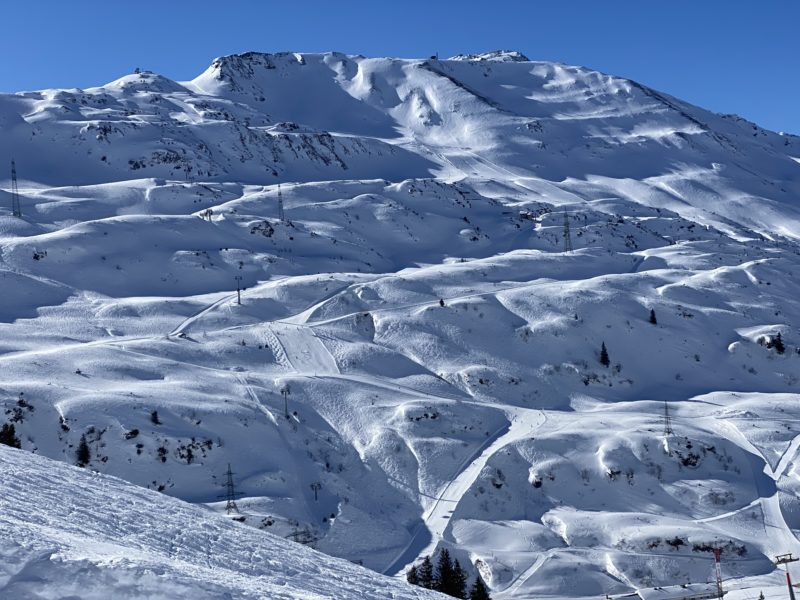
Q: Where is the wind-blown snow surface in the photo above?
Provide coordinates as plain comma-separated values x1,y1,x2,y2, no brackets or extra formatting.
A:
2,50,800,599
0,445,444,599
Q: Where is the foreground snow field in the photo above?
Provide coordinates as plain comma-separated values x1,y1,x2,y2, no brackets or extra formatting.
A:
0,445,444,599
2,50,800,598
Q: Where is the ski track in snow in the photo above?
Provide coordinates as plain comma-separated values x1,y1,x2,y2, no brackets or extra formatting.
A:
170,292,237,337
269,322,341,375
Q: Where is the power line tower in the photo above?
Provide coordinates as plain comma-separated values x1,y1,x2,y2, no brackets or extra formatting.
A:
219,463,242,514
663,400,674,436
10,159,21,218
277,183,285,222
712,548,725,600
563,210,573,253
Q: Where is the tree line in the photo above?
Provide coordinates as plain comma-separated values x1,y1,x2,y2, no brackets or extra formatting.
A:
407,548,491,599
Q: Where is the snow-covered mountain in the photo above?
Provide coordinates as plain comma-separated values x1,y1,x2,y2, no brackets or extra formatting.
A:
2,50,800,599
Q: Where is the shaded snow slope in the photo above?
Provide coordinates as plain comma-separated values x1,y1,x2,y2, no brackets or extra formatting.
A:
2,51,800,600
0,445,443,599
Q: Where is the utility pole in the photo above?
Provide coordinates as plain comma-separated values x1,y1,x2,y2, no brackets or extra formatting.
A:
310,482,321,501
281,384,291,418
277,183,285,222
234,275,243,305
219,463,242,514
776,554,799,600
563,210,573,253
10,159,21,218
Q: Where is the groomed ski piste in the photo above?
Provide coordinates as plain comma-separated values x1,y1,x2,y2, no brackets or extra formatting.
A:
2,49,800,599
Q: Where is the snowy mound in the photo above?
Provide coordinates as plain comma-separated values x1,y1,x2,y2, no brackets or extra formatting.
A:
0,446,443,599
2,51,800,600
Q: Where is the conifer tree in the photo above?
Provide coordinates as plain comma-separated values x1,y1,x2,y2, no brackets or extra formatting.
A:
0,423,21,448
151,410,161,425
406,564,420,586
469,575,492,600
76,434,91,467
649,308,657,325
773,332,786,354
600,341,610,367
418,555,435,589
452,559,468,599
436,548,455,595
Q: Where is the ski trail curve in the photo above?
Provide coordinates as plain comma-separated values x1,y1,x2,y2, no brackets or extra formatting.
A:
501,549,553,598
383,407,546,577
716,419,800,557
170,292,236,336
170,275,293,337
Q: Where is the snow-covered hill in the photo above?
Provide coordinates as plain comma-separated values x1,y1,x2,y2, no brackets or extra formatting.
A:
2,50,800,599
0,445,445,599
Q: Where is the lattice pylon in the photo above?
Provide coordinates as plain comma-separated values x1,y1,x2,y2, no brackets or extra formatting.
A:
11,160,21,218
219,463,241,514
563,210,573,253
663,400,674,436
277,183,285,222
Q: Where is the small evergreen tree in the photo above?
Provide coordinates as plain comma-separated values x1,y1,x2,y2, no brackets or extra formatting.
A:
406,565,420,586
649,308,657,325
773,332,786,354
758,592,765,600
418,555,435,589
469,575,492,600
0,423,21,448
436,548,455,595
452,559,468,599
76,434,91,467
600,342,610,367
151,410,161,425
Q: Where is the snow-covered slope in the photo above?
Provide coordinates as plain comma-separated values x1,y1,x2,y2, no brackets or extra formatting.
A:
0,445,444,599
2,51,800,599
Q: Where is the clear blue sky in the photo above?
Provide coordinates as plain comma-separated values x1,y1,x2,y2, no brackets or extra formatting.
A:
3,0,798,133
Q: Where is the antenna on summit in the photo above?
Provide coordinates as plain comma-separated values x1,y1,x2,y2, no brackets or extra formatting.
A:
10,159,21,218
277,183,285,222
